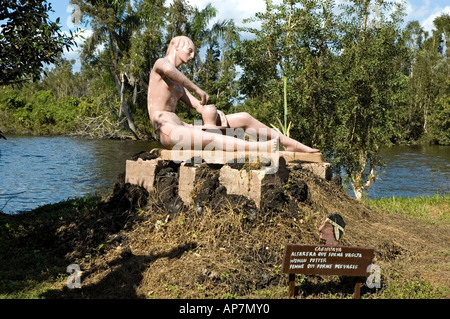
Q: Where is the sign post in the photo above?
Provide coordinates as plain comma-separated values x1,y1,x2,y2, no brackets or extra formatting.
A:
281,244,375,299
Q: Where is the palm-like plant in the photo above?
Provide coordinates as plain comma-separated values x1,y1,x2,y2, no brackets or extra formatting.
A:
271,76,293,137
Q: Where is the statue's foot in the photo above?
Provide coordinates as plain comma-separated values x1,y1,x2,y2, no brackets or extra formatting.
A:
259,137,279,154
271,137,280,153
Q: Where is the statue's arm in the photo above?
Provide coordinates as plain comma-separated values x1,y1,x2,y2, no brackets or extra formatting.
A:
154,58,209,105
180,89,204,114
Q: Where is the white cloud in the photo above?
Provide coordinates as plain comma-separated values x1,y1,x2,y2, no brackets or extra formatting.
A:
191,0,268,24
420,5,450,32
405,0,432,20
164,0,278,40
62,29,93,72
404,0,450,31
183,0,282,28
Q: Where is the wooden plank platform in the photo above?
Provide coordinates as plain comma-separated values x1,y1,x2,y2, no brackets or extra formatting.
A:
156,149,324,164
279,151,324,163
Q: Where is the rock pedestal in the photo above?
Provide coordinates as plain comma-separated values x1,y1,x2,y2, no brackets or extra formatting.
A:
125,148,331,209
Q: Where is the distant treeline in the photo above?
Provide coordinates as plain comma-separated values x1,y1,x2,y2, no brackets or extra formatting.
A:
0,0,449,198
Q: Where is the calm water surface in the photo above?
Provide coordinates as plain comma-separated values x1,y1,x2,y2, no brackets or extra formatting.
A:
366,144,449,199
0,136,449,213
0,136,159,214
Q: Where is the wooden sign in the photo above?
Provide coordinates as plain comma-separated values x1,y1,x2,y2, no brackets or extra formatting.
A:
282,244,375,298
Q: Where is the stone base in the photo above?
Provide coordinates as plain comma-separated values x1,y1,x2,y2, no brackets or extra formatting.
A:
125,149,331,209
125,158,163,191
218,165,289,208
290,162,332,181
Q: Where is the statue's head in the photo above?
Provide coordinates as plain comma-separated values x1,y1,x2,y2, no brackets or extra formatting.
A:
319,213,346,245
166,36,195,64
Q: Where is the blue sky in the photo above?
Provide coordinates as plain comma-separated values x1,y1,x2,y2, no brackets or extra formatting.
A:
47,0,450,70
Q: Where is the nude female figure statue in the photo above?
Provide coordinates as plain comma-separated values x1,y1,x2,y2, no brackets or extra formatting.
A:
147,36,319,154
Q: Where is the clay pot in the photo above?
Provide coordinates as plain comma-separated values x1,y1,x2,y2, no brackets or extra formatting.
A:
202,105,218,127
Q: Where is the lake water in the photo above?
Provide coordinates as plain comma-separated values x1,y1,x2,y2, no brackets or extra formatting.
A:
0,136,160,214
364,144,449,199
0,136,449,214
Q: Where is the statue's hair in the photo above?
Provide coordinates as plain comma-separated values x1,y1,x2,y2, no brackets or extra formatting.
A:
327,213,346,241
166,36,194,55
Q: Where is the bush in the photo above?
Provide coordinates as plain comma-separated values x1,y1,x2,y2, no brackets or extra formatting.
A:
429,95,450,145
0,86,82,135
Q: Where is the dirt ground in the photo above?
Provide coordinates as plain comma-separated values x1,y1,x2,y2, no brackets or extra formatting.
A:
17,152,449,299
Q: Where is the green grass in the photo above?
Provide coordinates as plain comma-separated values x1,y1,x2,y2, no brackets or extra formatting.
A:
363,194,450,225
374,275,449,299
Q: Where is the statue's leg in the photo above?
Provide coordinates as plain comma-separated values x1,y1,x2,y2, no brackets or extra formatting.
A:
159,123,279,153
224,112,319,153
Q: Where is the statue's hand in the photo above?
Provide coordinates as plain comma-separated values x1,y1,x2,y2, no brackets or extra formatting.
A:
196,89,209,106
217,110,228,127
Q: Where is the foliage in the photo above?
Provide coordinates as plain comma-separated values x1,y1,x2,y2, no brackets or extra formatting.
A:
0,86,76,135
0,60,126,136
0,0,76,85
429,94,450,145
233,0,448,199
235,0,409,199
236,0,341,148
331,0,408,199
67,0,238,136
399,14,450,145
70,0,156,138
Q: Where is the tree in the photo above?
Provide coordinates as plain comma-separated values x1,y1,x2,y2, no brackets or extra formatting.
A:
236,0,409,199
0,0,76,85
401,14,450,144
426,14,450,144
70,0,165,139
400,20,427,141
190,10,239,113
235,0,341,147
333,0,408,199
